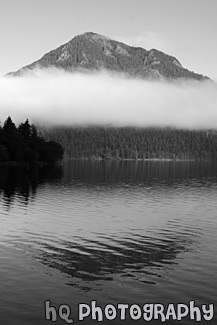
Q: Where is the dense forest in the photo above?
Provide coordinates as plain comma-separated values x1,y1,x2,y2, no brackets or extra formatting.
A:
39,126,217,161
0,117,64,164
2,118,217,162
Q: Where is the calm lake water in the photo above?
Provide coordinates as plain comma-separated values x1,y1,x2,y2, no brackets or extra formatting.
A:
0,160,217,324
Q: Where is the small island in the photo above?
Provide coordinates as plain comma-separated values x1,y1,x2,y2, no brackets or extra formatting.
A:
0,117,64,164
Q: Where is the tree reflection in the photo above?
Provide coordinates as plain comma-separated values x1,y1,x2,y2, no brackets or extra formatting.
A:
62,159,217,186
0,164,63,208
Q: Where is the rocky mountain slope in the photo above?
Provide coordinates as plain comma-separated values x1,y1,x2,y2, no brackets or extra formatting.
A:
8,32,208,80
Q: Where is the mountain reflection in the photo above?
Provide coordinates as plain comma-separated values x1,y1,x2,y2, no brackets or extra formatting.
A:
32,160,211,291
0,164,63,208
37,229,194,291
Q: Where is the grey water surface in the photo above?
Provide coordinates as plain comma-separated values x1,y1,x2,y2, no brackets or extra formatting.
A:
0,160,216,324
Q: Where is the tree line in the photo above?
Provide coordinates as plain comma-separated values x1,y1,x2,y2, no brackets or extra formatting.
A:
0,117,64,164
39,126,217,160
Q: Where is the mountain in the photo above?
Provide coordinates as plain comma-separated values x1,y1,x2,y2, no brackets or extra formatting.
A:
8,32,208,80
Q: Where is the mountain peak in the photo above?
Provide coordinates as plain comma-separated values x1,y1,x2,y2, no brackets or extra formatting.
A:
79,31,110,39
7,32,208,81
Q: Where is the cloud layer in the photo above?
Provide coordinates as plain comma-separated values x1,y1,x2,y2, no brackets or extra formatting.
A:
0,68,217,129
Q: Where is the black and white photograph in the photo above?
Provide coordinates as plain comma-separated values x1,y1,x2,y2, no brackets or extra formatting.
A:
0,0,217,324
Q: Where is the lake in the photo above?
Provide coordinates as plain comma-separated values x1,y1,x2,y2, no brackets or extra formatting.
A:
0,160,216,324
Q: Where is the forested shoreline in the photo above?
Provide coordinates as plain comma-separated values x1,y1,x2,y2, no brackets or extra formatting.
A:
39,126,217,161
0,117,64,164
1,118,217,163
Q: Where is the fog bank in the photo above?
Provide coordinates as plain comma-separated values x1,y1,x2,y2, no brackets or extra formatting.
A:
0,68,217,129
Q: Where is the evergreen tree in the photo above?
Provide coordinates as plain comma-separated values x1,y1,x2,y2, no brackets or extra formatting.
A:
18,119,31,144
0,117,64,164
3,117,23,161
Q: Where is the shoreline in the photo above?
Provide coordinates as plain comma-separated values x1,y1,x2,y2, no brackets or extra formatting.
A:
1,158,213,167
63,157,206,162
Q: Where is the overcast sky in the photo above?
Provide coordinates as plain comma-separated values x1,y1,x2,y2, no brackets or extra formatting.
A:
0,0,217,80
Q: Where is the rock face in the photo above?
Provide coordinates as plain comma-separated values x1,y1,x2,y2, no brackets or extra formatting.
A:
8,32,208,80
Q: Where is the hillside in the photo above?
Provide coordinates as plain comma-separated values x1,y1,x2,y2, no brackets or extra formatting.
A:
39,126,217,161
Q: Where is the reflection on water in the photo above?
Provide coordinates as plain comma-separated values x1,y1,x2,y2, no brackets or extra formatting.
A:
39,230,194,290
0,160,217,324
1,160,217,204
0,164,63,208
63,159,217,185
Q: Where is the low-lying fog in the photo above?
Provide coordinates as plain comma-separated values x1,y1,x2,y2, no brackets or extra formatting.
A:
0,68,217,129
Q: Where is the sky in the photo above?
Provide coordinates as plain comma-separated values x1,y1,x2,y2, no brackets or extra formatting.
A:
0,0,217,80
